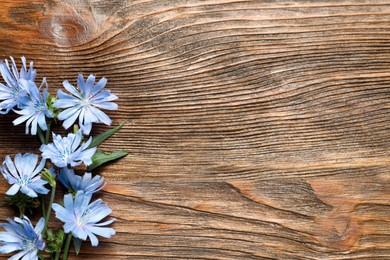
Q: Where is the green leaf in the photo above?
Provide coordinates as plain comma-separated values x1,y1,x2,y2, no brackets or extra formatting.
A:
4,192,40,217
88,122,125,148
38,253,45,260
87,150,128,171
73,237,82,255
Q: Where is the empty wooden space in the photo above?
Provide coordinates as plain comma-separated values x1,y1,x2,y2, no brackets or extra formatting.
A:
0,0,389,259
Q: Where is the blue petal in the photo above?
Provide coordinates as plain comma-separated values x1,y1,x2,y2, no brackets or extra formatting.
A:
85,230,99,246
92,101,118,110
20,185,38,198
91,77,107,95
87,226,115,238
71,130,83,151
72,226,88,241
59,107,82,129
77,74,87,94
6,184,20,196
89,107,112,125
87,207,112,223
62,80,81,98
34,218,45,234
0,245,22,254
52,203,74,223
0,233,21,243
63,193,75,214
4,155,18,178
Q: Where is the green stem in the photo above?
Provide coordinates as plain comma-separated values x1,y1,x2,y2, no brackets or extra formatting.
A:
41,195,46,219
44,120,52,144
62,233,72,260
37,127,45,144
19,207,24,218
43,183,56,235
54,249,60,260
54,231,65,260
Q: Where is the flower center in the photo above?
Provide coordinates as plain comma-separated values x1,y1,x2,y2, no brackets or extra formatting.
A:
33,100,44,111
76,209,91,227
80,98,91,107
61,149,71,159
59,146,75,163
19,175,31,187
22,237,36,252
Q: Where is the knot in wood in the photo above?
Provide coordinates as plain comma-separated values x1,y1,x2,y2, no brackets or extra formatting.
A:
39,12,95,46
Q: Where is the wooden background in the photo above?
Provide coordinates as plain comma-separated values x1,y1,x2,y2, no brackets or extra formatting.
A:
0,0,389,259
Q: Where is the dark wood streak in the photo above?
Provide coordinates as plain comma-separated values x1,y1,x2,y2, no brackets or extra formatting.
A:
0,0,389,259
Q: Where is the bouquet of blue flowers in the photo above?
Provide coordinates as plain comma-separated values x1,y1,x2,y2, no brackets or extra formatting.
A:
0,56,127,259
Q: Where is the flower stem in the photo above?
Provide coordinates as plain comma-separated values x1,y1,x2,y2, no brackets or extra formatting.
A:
19,208,24,218
37,127,45,144
44,120,52,144
54,249,61,260
62,233,72,260
43,182,56,235
41,195,46,219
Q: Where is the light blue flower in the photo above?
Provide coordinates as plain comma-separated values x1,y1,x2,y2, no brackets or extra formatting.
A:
0,216,45,260
12,79,54,135
0,56,36,114
0,153,49,198
52,191,115,246
59,168,105,194
39,130,96,168
54,74,118,135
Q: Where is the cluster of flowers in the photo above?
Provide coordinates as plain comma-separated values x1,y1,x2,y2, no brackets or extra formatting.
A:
0,57,125,259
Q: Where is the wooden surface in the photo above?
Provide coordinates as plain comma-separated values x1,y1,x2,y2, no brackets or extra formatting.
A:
0,0,389,259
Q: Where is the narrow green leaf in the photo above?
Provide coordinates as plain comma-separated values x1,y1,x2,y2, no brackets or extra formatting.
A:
73,237,82,255
87,150,128,171
88,122,125,148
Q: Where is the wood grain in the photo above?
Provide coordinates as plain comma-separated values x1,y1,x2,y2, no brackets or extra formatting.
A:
0,0,390,259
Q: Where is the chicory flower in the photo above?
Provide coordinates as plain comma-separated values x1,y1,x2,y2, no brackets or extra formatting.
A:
54,74,118,135
0,153,49,198
59,168,105,194
40,130,96,168
52,191,115,246
12,79,53,135
0,216,45,260
0,56,36,114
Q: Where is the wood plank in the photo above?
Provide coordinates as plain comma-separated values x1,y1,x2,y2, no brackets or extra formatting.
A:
0,0,389,258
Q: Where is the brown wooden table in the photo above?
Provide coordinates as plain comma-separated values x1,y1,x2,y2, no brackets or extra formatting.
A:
0,0,389,259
